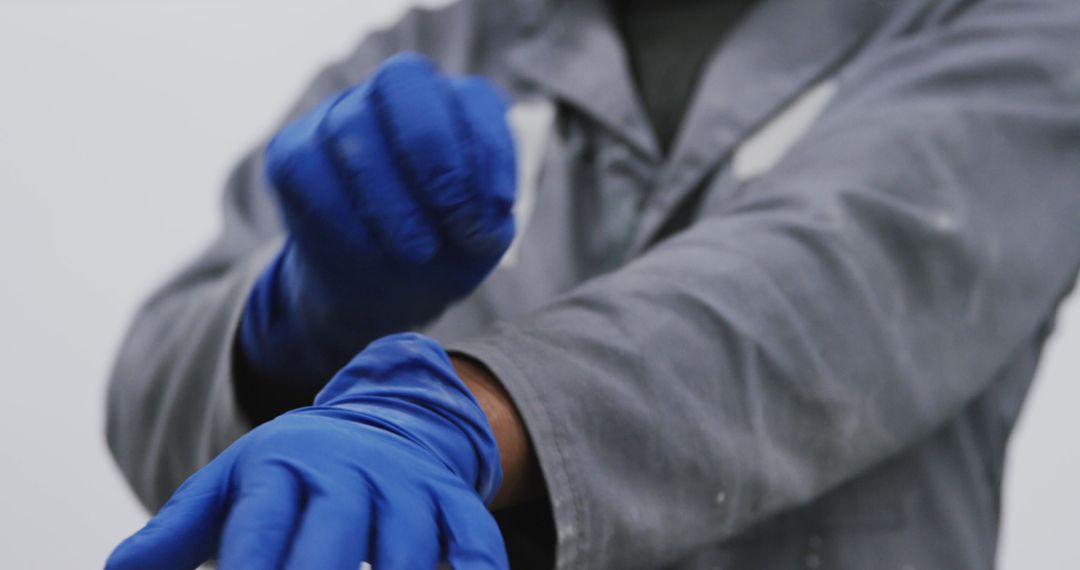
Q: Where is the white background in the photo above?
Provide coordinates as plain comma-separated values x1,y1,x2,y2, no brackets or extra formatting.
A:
0,1,1076,567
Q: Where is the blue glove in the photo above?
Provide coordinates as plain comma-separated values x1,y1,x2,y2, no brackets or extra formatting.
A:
240,53,517,387
106,333,507,570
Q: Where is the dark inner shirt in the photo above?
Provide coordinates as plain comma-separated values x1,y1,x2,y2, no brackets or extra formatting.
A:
611,0,757,153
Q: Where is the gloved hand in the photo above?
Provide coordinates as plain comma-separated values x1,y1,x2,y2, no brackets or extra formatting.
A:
240,52,517,388
106,333,508,570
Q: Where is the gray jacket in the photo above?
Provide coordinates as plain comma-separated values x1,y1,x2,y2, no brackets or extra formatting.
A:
106,0,1080,568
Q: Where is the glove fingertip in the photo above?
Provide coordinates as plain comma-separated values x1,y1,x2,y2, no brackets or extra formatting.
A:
452,213,516,261
103,538,137,570
382,51,439,73
449,75,511,113
264,95,339,192
394,228,442,266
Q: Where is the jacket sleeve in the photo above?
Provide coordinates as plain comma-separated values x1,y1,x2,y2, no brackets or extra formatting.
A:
450,0,1080,567
105,1,489,511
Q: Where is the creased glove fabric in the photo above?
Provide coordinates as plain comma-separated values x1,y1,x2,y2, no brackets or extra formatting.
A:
106,333,507,570
240,52,517,388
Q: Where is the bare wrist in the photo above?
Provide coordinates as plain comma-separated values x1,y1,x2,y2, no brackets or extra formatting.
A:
451,354,541,510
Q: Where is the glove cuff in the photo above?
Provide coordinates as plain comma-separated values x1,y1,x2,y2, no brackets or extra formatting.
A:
313,333,504,505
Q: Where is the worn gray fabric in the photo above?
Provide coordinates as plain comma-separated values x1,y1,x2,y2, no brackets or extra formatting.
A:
106,0,1080,568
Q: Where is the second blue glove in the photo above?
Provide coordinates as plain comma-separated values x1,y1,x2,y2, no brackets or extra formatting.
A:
240,53,517,388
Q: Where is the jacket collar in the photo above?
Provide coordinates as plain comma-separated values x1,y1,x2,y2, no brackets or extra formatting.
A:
506,0,661,159
506,0,893,251
630,0,894,251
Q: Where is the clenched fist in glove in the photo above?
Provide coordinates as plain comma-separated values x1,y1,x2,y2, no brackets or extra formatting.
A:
239,53,517,389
